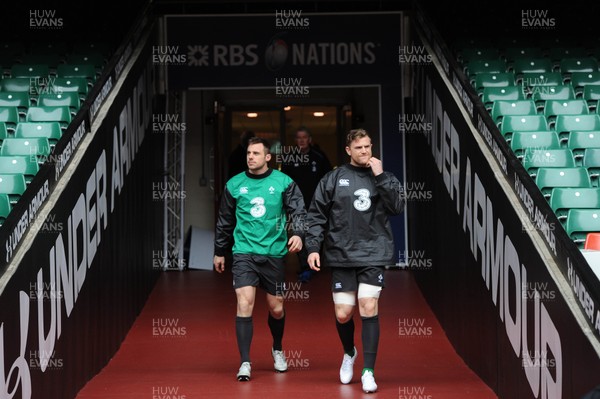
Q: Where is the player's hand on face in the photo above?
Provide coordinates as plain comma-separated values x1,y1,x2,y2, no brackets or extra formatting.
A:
307,252,321,271
214,255,225,273
367,157,383,176
287,235,303,253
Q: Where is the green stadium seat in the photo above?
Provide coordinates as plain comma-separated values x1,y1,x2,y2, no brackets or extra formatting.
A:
583,85,600,111
0,138,51,163
510,131,560,158
482,86,525,109
520,72,564,87
512,58,554,75
0,92,30,119
550,187,600,222
49,78,89,101
0,173,27,204
559,57,599,74
465,59,507,79
570,72,600,96
0,193,10,225
500,115,548,141
535,167,591,198
565,208,600,246
522,148,576,177
10,64,49,79
0,123,7,142
26,106,71,129
530,84,576,111
583,148,600,186
15,122,62,145
568,131,600,161
0,156,40,183
555,115,600,143
544,99,590,127
491,100,537,125
0,107,20,132
37,92,80,116
0,78,33,93
56,64,96,85
474,72,515,93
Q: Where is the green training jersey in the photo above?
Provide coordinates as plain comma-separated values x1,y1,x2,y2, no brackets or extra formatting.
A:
226,169,296,257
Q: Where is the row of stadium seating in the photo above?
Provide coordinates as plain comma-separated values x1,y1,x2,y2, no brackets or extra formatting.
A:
0,42,110,225
455,42,600,249
457,45,600,64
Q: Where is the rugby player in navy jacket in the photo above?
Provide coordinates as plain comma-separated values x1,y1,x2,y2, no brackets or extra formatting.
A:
306,128,405,393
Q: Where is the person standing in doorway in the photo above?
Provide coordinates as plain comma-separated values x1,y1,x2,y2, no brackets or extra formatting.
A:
281,126,331,283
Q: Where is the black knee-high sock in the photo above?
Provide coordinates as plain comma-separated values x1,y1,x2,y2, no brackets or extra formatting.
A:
236,316,253,363
361,315,380,370
335,317,355,356
268,311,285,351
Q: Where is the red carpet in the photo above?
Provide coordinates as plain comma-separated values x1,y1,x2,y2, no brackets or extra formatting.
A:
76,260,497,399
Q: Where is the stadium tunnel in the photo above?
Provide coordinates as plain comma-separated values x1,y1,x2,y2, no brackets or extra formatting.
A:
0,0,597,398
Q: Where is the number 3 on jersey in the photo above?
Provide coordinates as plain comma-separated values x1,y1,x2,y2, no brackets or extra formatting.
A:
250,197,266,217
353,188,371,211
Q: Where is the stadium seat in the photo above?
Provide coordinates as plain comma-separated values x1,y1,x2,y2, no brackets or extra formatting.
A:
500,115,548,141
512,58,554,75
482,86,525,111
550,187,600,222
474,72,515,93
520,72,564,87
584,232,600,250
10,64,49,79
570,72,600,96
50,77,89,100
565,208,600,246
0,173,27,204
544,99,590,127
559,57,599,74
0,137,51,163
583,148,600,185
15,122,62,145
491,100,537,125
0,78,33,93
535,167,591,198
37,92,80,116
510,131,560,158
530,84,576,111
0,193,10,225
0,92,30,119
0,123,7,142
465,59,507,79
0,107,20,132
0,155,40,183
25,106,71,129
522,148,576,177
555,115,600,143
56,64,96,85
568,131,600,161
583,85,600,111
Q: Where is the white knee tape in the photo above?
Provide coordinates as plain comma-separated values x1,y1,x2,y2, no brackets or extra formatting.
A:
332,291,356,305
357,283,382,299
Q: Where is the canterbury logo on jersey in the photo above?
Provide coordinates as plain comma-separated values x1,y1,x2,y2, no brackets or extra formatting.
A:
338,179,349,186
240,187,248,194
